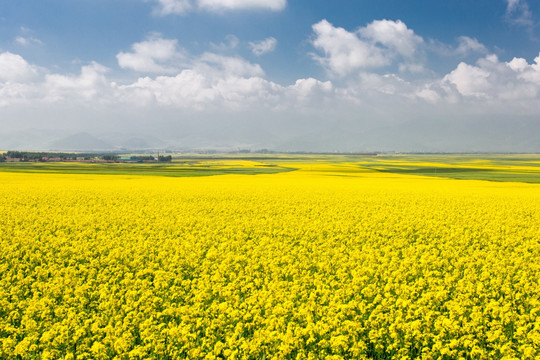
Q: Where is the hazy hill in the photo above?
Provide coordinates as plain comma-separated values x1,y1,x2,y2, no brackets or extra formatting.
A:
49,132,112,151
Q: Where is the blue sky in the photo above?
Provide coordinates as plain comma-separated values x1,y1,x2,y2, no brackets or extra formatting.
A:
1,0,540,151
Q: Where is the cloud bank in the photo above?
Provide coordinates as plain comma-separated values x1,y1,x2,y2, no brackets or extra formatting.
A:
3,18,540,151
3,22,540,111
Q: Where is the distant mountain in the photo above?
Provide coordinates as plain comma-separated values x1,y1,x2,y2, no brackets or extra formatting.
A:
49,132,112,151
0,130,60,151
99,134,167,150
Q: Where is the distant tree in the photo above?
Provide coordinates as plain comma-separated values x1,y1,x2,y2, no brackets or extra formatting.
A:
7,151,23,159
130,156,155,161
158,155,172,162
101,154,119,161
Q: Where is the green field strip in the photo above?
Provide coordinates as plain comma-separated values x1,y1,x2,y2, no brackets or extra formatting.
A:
0,163,297,177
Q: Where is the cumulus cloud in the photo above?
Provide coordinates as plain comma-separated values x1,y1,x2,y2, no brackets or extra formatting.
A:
249,37,277,56
289,78,332,95
414,86,441,103
311,19,424,76
117,71,217,108
358,19,423,58
118,71,285,110
117,35,184,73
444,62,490,97
440,54,540,100
507,54,540,83
507,57,529,71
0,58,118,108
0,52,39,82
118,72,334,111
44,62,111,102
112,35,270,109
150,0,285,15
118,34,263,78
311,20,388,76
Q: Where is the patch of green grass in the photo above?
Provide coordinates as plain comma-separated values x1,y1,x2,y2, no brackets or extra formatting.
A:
0,162,297,177
367,165,540,183
3,154,540,183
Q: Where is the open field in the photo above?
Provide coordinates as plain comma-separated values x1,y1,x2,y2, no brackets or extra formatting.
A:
2,153,540,183
1,155,540,359
0,160,296,178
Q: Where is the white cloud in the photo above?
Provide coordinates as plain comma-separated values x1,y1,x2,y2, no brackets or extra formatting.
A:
359,72,415,96
196,52,264,77
358,19,423,58
440,54,540,100
117,35,184,73
211,34,240,51
118,71,333,111
311,19,425,77
455,36,487,56
151,0,193,15
415,86,441,103
249,37,277,56
0,50,268,110
112,36,269,109
507,57,529,71
0,52,39,82
428,36,488,59
311,19,388,76
14,26,43,46
197,0,286,11
286,78,333,106
398,63,426,73
118,70,216,108
505,0,533,28
117,69,284,110
506,53,540,83
44,62,111,102
444,62,490,97
15,36,43,47
150,0,285,15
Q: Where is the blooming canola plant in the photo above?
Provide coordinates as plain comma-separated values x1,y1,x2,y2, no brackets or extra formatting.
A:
1,157,539,359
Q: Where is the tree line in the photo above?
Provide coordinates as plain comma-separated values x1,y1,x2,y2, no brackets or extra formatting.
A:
1,151,172,162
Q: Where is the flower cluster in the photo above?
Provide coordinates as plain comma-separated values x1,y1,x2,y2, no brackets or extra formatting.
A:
1,168,539,359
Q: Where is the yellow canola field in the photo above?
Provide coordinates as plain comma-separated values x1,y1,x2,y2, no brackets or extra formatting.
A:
1,169,540,360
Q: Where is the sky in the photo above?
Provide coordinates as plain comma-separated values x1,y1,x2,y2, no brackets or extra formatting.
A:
1,0,540,152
